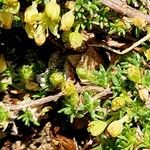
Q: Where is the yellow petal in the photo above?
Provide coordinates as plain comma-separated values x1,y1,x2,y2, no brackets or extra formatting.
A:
60,10,75,31
144,49,150,61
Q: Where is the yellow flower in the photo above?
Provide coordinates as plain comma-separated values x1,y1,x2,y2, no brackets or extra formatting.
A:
24,2,38,25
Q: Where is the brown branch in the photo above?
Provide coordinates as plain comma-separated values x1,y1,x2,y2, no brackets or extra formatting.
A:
76,83,105,93
92,88,112,100
89,34,150,54
101,0,150,23
9,92,64,111
119,34,150,54
8,87,112,111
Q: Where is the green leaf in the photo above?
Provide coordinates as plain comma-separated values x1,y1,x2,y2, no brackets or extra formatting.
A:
142,70,150,87
0,106,9,123
18,110,39,126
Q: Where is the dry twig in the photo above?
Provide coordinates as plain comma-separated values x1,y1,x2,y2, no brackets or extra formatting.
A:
8,92,64,111
8,86,111,111
89,34,150,54
92,88,112,100
101,0,150,23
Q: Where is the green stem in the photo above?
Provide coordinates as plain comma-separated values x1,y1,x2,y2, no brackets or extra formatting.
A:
75,24,80,32
106,116,116,124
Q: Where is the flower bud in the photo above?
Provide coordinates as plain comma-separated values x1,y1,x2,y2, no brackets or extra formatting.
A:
111,96,126,111
61,80,76,96
69,32,83,49
88,120,107,136
107,120,123,137
45,0,60,21
49,72,64,87
128,65,141,83
60,10,75,31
